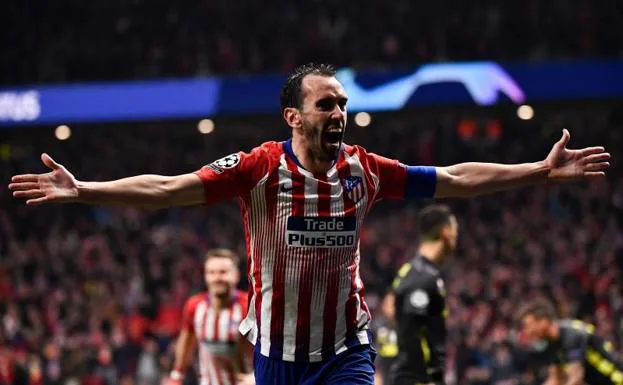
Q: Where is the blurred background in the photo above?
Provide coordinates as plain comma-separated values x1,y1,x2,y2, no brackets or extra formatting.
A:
1,1,622,385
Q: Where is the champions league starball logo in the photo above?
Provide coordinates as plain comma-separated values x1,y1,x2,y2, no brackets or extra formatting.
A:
207,153,240,174
336,62,526,111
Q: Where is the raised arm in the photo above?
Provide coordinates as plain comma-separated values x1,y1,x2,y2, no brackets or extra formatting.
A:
9,153,205,209
434,129,610,198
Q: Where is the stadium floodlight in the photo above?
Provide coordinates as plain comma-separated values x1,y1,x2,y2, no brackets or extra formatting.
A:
354,112,372,127
198,119,215,134
517,105,534,120
55,125,71,140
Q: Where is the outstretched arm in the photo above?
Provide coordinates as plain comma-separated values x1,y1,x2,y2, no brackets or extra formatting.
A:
435,161,550,198
434,129,610,198
9,153,205,209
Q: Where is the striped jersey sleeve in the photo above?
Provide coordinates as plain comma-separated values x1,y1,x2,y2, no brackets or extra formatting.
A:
194,142,276,205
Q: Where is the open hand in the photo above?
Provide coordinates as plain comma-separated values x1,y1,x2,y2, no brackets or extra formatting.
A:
8,153,79,205
544,129,610,181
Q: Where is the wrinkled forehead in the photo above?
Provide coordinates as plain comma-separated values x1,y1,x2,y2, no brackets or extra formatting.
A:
301,74,347,103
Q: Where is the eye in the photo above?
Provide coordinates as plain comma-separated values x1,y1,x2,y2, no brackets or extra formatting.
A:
316,98,333,111
338,98,347,110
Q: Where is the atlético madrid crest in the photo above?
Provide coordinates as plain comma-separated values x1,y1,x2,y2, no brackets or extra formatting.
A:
342,176,364,203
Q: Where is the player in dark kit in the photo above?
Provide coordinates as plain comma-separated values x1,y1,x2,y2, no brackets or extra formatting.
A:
390,204,458,385
515,299,623,385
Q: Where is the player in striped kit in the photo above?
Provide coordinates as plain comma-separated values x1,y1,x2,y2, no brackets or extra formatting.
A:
165,248,254,385
10,63,610,384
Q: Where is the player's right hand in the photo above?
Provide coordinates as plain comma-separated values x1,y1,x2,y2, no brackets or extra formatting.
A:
9,153,79,205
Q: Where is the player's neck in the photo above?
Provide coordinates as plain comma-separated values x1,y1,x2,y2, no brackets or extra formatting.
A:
418,242,445,265
290,135,334,174
210,293,233,310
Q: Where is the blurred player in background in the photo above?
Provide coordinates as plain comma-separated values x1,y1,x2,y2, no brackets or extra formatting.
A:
165,249,254,385
374,291,398,385
515,298,623,385
390,204,457,385
9,63,611,384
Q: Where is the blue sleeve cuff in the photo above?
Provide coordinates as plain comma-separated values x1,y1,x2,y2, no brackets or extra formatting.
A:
405,166,437,199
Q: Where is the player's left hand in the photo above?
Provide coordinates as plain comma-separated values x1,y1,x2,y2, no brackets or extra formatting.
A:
544,129,610,181
236,373,256,385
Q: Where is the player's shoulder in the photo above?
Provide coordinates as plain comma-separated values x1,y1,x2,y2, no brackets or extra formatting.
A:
240,141,283,161
560,319,595,336
411,256,441,278
559,319,589,330
209,141,281,179
342,143,401,171
248,141,285,168
343,144,378,160
184,292,207,312
343,143,364,155
255,140,283,154
557,319,592,349
393,259,437,293
403,269,436,291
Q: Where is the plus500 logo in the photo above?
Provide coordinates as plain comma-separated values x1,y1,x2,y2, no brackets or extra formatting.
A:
286,216,357,248
0,91,41,122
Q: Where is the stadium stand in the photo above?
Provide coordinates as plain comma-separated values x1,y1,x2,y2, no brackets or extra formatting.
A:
2,1,622,85
1,105,621,384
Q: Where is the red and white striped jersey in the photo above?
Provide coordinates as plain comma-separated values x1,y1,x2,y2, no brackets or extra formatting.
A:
182,290,252,385
195,140,436,362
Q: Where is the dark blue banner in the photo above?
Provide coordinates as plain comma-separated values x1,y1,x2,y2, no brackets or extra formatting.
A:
1,60,622,126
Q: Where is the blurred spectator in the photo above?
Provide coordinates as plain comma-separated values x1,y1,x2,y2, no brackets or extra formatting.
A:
489,343,517,385
136,339,159,385
2,1,622,86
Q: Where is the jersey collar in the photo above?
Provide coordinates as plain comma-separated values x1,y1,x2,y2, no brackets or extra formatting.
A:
282,139,345,175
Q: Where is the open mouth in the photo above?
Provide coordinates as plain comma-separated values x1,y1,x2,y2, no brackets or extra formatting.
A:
323,130,343,144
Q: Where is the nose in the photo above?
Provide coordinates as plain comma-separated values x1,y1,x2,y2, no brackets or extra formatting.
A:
329,106,345,122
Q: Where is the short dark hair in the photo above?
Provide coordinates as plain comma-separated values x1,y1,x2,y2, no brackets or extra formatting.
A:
514,298,557,326
418,204,454,241
280,63,336,112
205,248,240,267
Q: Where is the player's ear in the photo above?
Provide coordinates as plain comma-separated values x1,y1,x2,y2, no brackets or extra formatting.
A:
283,107,302,129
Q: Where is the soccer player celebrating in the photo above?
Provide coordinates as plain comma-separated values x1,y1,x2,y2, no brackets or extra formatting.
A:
515,299,623,385
165,248,254,385
9,63,610,384
389,204,457,385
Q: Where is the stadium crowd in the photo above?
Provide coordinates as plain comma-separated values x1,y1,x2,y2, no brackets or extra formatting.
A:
1,105,621,385
2,0,622,86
